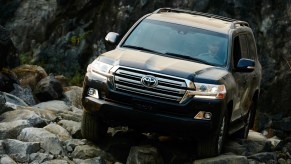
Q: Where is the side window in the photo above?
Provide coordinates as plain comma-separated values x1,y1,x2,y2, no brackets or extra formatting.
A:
233,34,252,67
233,36,241,67
239,34,249,59
246,33,256,60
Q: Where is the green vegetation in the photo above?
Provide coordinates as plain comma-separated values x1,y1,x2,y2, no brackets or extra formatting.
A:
19,52,32,64
68,71,84,86
70,31,92,46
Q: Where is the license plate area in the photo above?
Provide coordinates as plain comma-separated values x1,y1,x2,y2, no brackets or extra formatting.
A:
134,99,156,111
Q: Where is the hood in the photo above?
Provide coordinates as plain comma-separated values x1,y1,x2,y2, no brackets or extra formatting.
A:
98,48,228,80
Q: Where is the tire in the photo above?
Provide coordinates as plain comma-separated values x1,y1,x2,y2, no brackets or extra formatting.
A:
81,111,108,143
197,111,228,158
235,101,255,139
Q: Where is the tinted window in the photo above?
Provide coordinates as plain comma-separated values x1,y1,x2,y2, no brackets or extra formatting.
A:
239,34,249,59
246,33,256,60
122,19,228,66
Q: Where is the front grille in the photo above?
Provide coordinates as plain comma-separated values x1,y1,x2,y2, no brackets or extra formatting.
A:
113,67,187,103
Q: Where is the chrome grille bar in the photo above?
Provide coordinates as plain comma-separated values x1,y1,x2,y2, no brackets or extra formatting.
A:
113,67,187,103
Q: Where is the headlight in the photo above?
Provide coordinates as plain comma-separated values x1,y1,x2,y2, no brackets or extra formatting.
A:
88,60,113,76
188,83,226,99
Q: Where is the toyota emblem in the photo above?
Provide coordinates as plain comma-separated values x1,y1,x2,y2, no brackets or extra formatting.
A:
141,75,158,88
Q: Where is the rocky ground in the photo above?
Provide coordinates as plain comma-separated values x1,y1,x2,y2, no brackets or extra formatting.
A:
0,83,290,164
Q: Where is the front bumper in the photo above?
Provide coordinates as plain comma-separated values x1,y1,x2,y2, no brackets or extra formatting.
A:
84,96,215,138
82,72,227,139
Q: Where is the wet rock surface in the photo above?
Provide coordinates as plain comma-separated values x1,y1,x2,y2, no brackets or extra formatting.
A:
0,93,290,163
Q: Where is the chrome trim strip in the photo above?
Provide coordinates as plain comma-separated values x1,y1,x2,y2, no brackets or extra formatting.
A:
113,66,192,103
115,76,185,94
116,84,181,101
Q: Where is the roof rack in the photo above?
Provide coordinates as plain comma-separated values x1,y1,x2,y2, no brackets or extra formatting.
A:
153,8,249,29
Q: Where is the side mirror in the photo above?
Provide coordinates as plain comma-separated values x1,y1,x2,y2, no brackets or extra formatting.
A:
236,58,255,72
105,32,120,45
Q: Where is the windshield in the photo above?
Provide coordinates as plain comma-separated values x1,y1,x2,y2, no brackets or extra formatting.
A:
121,19,228,66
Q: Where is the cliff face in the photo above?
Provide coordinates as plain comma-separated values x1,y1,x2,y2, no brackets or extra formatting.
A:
0,0,291,116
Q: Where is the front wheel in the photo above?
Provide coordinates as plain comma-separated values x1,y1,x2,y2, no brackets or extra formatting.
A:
197,111,228,158
81,110,108,143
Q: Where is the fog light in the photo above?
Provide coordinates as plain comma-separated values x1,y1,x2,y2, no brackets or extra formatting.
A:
194,111,212,120
204,112,212,120
88,88,99,99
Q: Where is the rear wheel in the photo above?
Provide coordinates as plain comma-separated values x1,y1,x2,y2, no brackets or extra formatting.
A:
197,111,228,158
81,110,108,143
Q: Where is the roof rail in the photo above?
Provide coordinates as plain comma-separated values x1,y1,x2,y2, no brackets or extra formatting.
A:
230,21,249,29
153,8,250,28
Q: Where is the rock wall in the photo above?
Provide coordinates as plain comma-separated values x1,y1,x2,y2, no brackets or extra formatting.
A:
0,0,291,119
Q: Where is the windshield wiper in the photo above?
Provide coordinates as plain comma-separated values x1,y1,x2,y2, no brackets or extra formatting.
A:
122,45,160,54
163,52,214,66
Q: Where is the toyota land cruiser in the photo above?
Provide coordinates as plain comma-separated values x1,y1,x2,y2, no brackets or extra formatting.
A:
81,8,262,157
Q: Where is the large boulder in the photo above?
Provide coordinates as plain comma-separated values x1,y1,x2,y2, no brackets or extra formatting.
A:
43,123,72,142
0,155,17,164
2,139,40,156
12,64,47,91
0,120,31,140
71,145,104,159
9,84,35,105
34,74,64,102
18,127,64,155
0,109,46,127
63,86,83,109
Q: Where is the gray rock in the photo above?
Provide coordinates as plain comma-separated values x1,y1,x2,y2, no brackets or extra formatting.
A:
247,152,277,163
58,120,81,138
63,86,83,109
194,155,248,164
0,91,6,107
0,140,4,154
42,159,70,164
0,120,30,139
58,107,82,122
43,123,72,142
29,153,54,164
0,155,17,164
18,127,64,155
0,109,46,127
10,84,36,105
33,100,70,112
3,139,40,155
64,139,85,153
278,158,287,164
71,145,103,159
5,0,57,51
34,74,64,102
238,139,272,156
2,92,28,107
126,145,164,164
73,156,106,164
9,153,30,163
272,117,291,133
